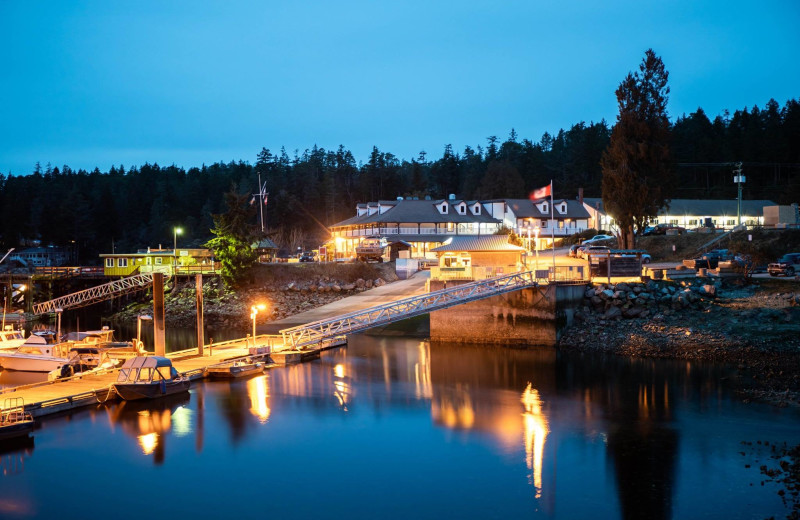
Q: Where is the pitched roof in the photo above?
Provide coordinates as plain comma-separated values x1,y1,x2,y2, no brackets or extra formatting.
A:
503,198,591,219
430,235,526,252
331,199,500,227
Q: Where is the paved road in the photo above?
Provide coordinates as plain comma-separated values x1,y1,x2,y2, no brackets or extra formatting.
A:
262,271,431,333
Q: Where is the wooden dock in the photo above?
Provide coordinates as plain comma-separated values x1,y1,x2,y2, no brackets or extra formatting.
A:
0,334,346,419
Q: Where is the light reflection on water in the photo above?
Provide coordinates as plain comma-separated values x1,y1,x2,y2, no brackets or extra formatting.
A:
0,334,798,520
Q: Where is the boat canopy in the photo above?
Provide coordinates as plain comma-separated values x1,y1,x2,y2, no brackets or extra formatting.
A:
64,330,113,342
120,356,173,369
117,356,179,383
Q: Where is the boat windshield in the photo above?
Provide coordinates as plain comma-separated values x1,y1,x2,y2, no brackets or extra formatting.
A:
116,366,173,383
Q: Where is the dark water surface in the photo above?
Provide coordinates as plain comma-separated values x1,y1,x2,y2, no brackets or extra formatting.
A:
1,335,798,519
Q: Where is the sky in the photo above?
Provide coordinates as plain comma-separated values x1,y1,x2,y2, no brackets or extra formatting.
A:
1,0,798,175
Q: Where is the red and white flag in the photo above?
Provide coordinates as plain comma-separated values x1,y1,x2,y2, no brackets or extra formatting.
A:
529,183,551,200
264,193,269,206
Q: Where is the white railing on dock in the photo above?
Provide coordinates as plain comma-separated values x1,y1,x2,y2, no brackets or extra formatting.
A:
32,273,159,314
280,271,539,350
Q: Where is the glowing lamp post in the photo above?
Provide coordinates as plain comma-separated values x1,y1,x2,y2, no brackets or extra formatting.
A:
173,227,182,273
534,226,540,271
251,304,266,348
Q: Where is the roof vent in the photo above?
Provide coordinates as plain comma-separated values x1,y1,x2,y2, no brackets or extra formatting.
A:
397,196,404,201
448,193,455,200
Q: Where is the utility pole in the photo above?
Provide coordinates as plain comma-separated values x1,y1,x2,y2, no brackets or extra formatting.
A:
733,162,744,227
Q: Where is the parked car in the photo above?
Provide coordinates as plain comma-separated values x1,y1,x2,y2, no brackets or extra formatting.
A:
568,244,582,258
768,253,800,277
643,224,686,236
581,245,610,259
299,251,316,262
586,234,615,242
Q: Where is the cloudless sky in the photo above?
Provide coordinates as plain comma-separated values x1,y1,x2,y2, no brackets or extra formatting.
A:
1,0,798,175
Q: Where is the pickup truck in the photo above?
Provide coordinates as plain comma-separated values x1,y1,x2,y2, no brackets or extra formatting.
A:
355,237,388,262
768,253,800,277
682,249,733,269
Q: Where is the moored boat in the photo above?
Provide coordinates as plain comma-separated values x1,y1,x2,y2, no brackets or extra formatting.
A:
207,359,264,379
47,347,120,381
0,326,28,352
113,356,190,401
0,341,73,372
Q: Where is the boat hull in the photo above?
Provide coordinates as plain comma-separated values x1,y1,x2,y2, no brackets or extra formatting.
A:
0,354,65,372
0,419,34,441
113,379,190,401
207,363,263,379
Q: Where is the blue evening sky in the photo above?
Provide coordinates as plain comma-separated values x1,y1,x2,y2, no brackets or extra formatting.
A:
1,0,797,175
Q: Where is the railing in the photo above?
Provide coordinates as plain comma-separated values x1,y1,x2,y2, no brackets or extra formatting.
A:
430,265,522,281
32,272,159,314
280,271,538,350
33,266,106,278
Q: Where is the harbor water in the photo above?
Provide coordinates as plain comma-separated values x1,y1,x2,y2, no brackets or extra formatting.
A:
1,334,798,519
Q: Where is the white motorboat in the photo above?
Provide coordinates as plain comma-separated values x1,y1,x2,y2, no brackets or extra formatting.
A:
0,326,27,352
0,339,73,372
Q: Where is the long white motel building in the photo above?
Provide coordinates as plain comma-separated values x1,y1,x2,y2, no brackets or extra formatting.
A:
582,197,779,233
329,196,591,260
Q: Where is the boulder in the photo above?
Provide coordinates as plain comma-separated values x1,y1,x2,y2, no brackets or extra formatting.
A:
604,306,622,319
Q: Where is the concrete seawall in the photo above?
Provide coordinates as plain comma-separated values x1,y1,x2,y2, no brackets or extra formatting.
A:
429,282,586,346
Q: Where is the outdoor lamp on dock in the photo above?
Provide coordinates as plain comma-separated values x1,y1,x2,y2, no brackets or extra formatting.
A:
173,227,183,271
251,304,266,347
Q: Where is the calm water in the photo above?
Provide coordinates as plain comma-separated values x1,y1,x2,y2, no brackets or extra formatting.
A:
1,334,798,520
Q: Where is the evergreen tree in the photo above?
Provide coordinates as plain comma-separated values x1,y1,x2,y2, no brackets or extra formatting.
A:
205,187,259,286
601,49,673,249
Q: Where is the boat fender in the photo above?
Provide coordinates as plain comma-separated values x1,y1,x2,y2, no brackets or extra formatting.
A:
61,364,74,379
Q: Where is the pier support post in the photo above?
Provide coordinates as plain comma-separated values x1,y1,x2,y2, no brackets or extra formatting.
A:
153,273,166,357
195,274,204,356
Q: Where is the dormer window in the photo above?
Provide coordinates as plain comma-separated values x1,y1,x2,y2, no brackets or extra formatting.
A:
471,203,481,215
557,202,567,214
540,202,549,214
457,202,466,215
437,202,448,214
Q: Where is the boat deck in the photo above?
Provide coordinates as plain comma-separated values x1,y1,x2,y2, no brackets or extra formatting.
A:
0,334,345,418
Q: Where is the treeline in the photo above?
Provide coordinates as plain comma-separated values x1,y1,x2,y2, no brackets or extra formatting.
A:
0,98,798,263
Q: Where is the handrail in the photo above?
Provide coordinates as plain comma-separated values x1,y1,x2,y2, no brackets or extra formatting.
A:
32,272,161,314
280,271,538,350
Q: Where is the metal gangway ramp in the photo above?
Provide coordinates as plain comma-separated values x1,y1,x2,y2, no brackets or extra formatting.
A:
32,273,159,314
280,270,540,350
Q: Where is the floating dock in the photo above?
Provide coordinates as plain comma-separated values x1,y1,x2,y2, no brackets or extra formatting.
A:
0,334,346,419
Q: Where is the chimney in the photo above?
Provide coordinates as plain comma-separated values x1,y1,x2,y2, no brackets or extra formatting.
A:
578,188,584,205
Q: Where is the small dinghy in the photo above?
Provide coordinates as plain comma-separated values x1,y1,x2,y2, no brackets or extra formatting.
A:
113,356,190,401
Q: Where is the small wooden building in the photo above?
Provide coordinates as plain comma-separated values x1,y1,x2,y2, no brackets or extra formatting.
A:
99,248,215,277
429,235,526,282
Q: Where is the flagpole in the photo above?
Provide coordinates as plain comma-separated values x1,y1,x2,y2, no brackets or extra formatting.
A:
550,180,556,279
257,173,265,234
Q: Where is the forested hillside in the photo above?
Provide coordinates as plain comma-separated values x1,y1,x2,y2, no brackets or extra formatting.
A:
1,98,798,263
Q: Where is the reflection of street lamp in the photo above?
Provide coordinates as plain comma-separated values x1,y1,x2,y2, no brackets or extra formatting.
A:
137,314,153,350
173,227,182,272
250,304,266,347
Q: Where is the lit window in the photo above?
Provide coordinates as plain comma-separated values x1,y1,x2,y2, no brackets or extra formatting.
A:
155,258,162,265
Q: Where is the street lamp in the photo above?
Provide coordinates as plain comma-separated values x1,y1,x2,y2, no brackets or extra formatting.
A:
534,226,540,271
173,227,183,272
250,304,266,348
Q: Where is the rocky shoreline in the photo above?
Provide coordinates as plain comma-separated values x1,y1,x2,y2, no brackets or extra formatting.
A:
111,263,399,332
558,277,800,406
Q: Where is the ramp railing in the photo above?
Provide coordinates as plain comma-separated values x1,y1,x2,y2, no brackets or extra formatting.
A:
32,273,158,314
280,270,539,350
